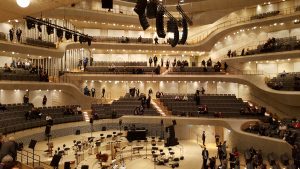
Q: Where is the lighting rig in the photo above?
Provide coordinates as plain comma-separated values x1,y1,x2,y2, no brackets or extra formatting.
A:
24,16,93,46
134,0,193,47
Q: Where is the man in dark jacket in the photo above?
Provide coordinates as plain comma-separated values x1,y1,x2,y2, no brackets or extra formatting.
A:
202,147,209,169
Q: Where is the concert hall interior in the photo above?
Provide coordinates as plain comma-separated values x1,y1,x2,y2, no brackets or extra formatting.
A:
0,0,300,169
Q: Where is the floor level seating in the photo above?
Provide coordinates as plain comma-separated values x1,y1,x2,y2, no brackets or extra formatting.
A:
92,93,160,119
0,104,83,134
159,94,254,118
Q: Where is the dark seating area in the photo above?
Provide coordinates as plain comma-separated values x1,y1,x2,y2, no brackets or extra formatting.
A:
267,72,300,91
168,67,226,75
250,10,280,20
85,66,158,74
92,61,148,67
244,117,300,146
241,36,300,56
24,38,56,49
159,94,261,118
0,68,41,81
92,93,159,120
0,32,6,40
93,36,153,44
0,103,83,134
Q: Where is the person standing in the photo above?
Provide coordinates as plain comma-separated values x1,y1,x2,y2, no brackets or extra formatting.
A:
153,55,158,66
202,131,206,146
149,57,153,67
9,28,14,42
91,88,96,97
42,95,47,106
102,88,106,98
161,58,164,67
215,134,220,146
202,147,209,169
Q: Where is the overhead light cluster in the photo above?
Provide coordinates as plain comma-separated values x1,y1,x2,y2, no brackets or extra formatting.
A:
25,16,93,46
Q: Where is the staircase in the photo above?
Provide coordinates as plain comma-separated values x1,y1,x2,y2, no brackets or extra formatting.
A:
152,99,171,116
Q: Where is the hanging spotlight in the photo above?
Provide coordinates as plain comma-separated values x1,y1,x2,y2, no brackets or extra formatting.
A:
16,0,31,8
37,22,42,32
46,25,54,35
73,34,78,42
56,28,63,38
65,31,72,40
26,19,35,29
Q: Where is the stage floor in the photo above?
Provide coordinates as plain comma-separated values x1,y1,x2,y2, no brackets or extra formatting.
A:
20,130,280,169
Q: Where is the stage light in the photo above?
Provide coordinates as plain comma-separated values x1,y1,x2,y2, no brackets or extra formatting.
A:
46,25,54,35
16,0,30,8
26,19,35,29
65,31,72,40
73,34,78,42
56,28,63,38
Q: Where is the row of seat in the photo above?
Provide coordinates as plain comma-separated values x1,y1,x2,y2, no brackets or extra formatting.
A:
25,38,56,48
92,61,148,67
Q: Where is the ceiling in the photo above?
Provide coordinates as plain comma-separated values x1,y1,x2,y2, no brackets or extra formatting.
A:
0,0,81,22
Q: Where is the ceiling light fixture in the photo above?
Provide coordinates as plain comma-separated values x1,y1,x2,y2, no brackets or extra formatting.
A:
16,0,31,8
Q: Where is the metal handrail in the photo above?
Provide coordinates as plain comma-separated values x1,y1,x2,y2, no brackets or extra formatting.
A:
17,149,52,169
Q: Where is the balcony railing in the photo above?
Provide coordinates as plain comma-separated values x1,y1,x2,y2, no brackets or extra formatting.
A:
188,6,300,45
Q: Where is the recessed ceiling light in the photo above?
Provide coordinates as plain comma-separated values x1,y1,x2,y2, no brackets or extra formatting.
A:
16,0,30,8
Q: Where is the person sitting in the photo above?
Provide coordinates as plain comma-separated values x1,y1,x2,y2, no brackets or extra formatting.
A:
182,95,188,101
0,103,6,112
3,63,11,73
46,115,53,126
156,91,161,98
137,35,142,42
76,106,82,114
214,112,223,118
175,95,180,101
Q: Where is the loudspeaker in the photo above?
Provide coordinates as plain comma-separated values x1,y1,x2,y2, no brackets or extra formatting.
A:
46,25,54,35
179,18,188,45
146,0,157,19
50,154,61,167
89,118,94,124
28,139,37,149
81,165,89,169
102,0,113,9
138,14,150,30
156,7,166,38
172,120,177,125
75,129,80,135
134,0,147,16
64,161,71,169
45,125,51,135
73,34,78,42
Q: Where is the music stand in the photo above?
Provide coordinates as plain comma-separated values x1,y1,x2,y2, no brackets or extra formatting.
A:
50,154,61,169
28,139,37,167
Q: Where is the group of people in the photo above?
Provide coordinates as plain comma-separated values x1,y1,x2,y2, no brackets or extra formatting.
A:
201,131,237,169
3,60,49,82
79,57,90,71
84,86,106,98
201,59,228,72
9,28,22,42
